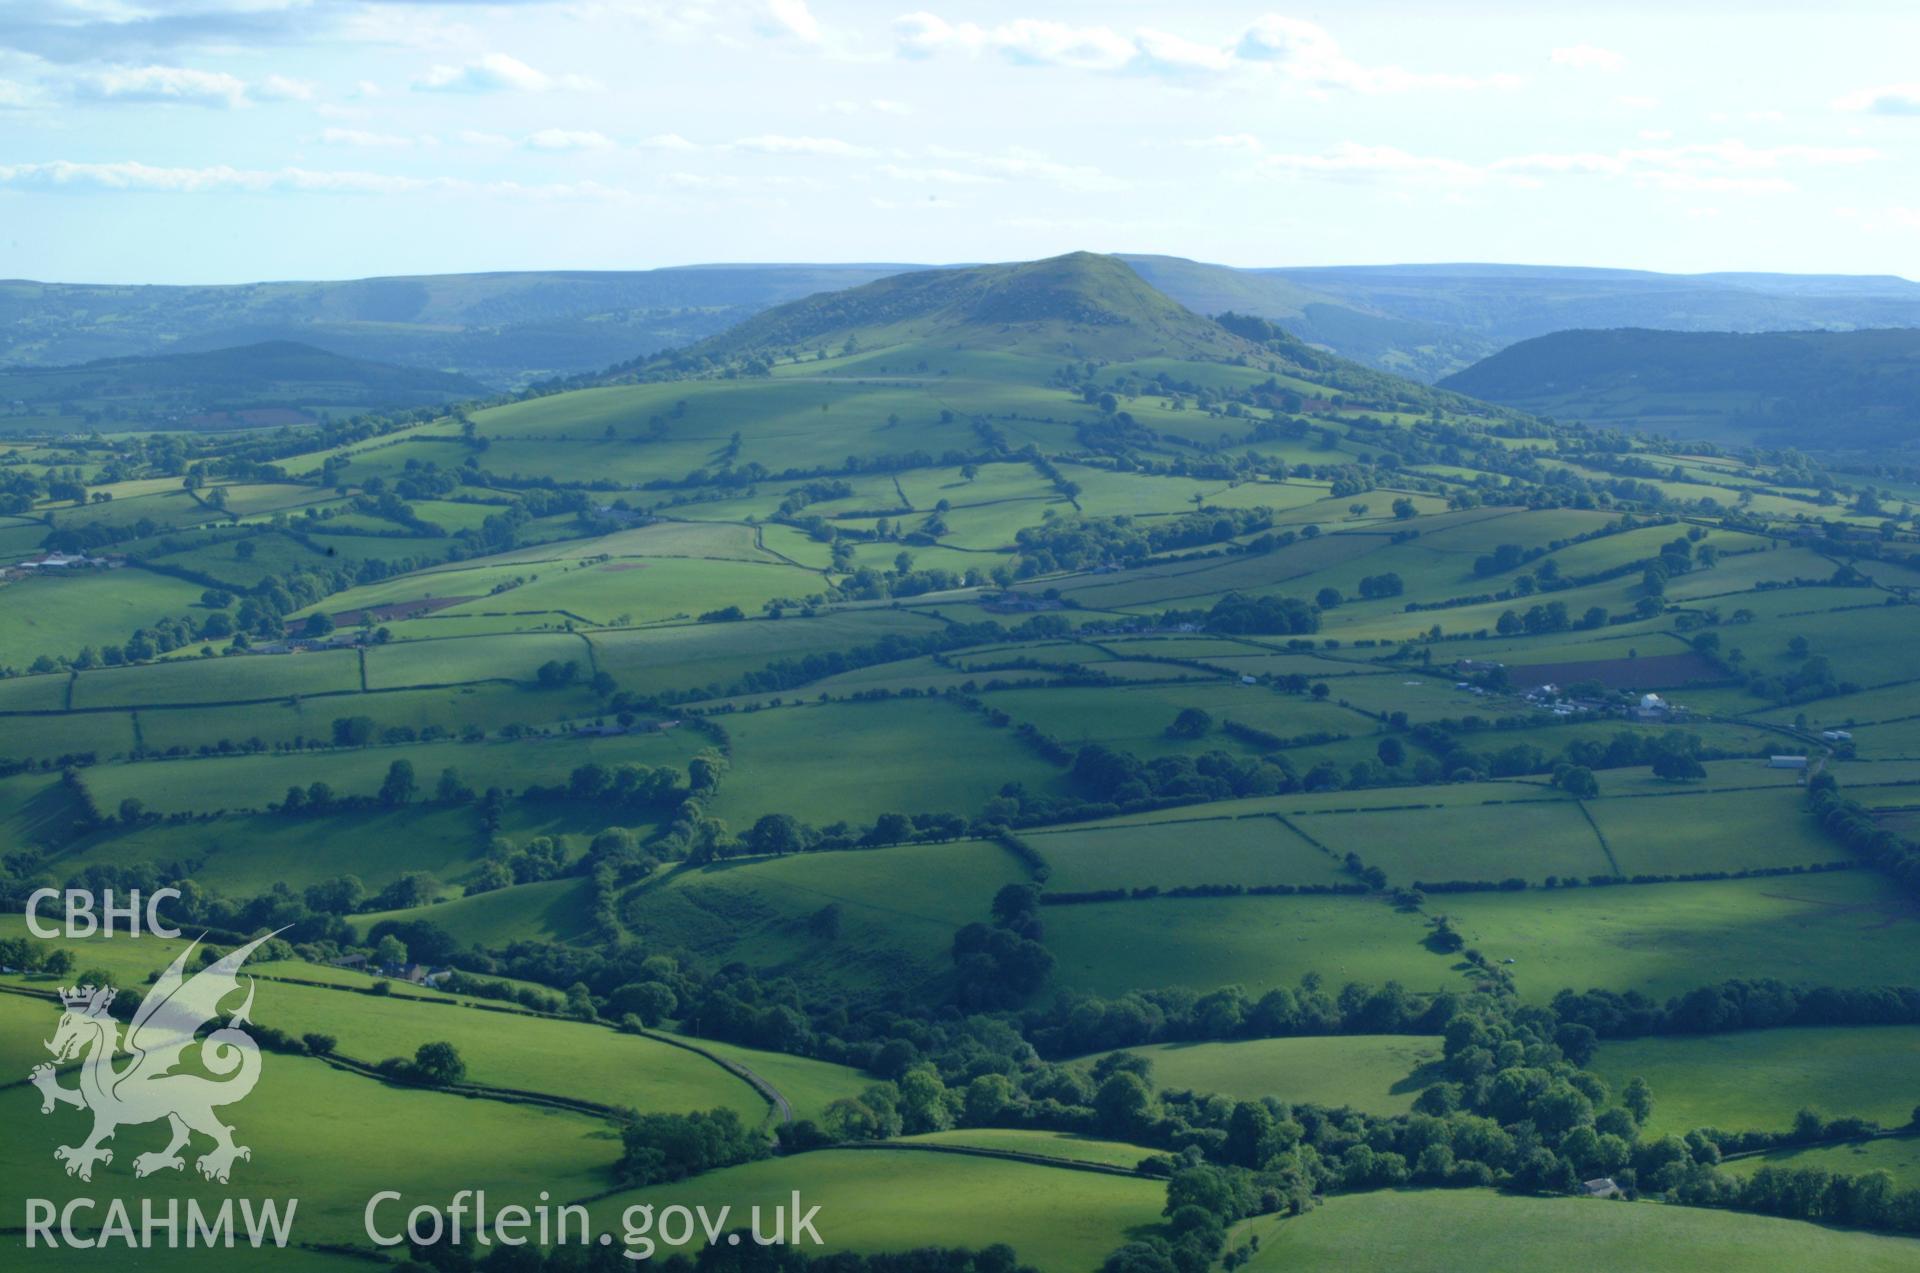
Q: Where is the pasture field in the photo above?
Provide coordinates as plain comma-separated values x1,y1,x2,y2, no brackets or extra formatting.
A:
584,1150,1167,1269
1296,799,1610,886
0,568,207,663
893,1129,1162,1168
1235,1188,1920,1273
1722,1137,1920,1190
1591,1027,1920,1136
1044,893,1456,996
710,697,1068,826
0,708,135,763
70,648,362,707
1434,870,1920,1003
587,608,940,698
1079,1035,1442,1114
666,1034,871,1124
0,1030,617,1252
987,681,1365,760
362,631,592,688
132,681,604,752
55,805,491,894
0,670,69,711
241,976,768,1122
351,875,598,943
1585,787,1845,876
79,726,703,814
624,841,1026,993
433,556,823,627
1026,814,1348,892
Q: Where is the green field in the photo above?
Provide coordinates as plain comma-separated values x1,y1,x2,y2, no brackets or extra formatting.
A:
1592,1027,1920,1136
0,568,208,664
1236,1188,1920,1272
1723,1137,1920,1190
711,697,1068,826
80,726,701,814
1027,814,1348,891
585,1149,1166,1268
1046,893,1456,996
1079,1034,1442,1114
1435,871,1920,1003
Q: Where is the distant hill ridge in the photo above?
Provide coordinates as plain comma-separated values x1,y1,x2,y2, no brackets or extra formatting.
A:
0,339,487,426
677,252,1262,365
1438,326,1920,454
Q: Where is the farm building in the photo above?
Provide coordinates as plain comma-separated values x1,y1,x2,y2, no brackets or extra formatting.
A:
1635,693,1668,719
1769,756,1809,770
1821,729,1853,742
1583,1178,1624,1199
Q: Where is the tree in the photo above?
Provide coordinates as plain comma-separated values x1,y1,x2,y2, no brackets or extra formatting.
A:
378,759,417,805
1166,707,1213,739
747,813,803,856
1555,765,1599,798
373,933,408,967
1093,1071,1154,1137
1652,752,1706,782
1392,497,1417,520
411,1041,466,1086
305,611,334,638
1376,737,1405,767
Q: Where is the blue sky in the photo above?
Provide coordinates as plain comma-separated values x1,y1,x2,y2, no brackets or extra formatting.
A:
3,0,1918,283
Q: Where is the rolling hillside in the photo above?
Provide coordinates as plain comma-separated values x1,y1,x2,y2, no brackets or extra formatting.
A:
4,249,1920,1272
671,252,1261,366
1439,326,1920,454
11,259,1920,396
0,340,488,432
0,265,911,388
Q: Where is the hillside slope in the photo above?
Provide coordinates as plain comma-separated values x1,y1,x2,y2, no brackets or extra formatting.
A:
0,265,912,388
0,340,488,430
1439,326,1920,454
677,252,1260,366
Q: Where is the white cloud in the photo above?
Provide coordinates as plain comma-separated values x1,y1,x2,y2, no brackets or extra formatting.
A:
257,74,316,102
759,0,823,44
733,134,877,157
527,128,615,151
0,78,36,110
827,98,912,115
878,163,1001,185
638,133,699,150
1187,133,1264,152
0,159,650,203
414,54,598,95
75,65,251,109
925,145,1126,192
455,129,513,147
1224,136,1879,197
894,12,1516,92
1550,44,1624,73
322,127,414,148
1832,83,1920,116
1257,141,1484,187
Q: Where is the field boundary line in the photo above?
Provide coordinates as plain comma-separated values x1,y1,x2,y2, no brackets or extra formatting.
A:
840,1140,1148,1177
1574,799,1623,876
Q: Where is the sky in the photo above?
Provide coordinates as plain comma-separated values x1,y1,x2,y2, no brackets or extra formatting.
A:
3,0,1919,284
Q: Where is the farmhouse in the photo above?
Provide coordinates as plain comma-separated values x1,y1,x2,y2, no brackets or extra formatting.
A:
1635,693,1668,719
1583,1178,1624,1199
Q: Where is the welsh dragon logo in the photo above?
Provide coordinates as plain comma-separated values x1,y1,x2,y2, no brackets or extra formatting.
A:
30,930,281,1184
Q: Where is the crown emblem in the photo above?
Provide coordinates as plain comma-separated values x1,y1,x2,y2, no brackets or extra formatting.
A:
60,985,114,1011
